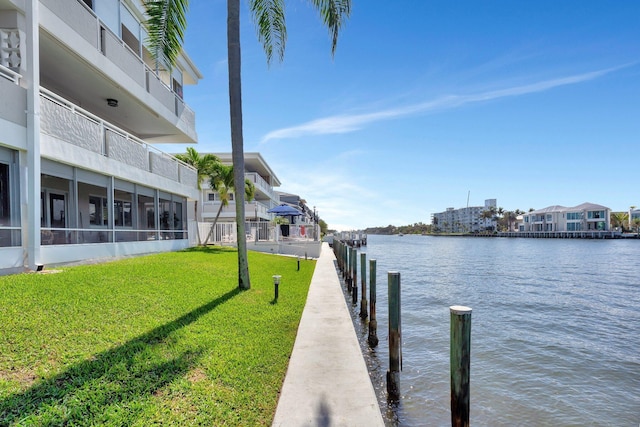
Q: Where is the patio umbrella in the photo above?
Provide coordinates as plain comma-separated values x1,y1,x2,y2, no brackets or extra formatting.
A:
268,204,302,216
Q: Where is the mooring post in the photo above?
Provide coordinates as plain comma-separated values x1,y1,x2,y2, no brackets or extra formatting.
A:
344,244,350,285
368,259,378,347
450,305,472,427
351,247,358,304
345,245,351,286
387,271,401,399
360,252,368,318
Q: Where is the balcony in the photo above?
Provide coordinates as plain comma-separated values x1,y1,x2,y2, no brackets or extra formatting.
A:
0,63,25,127
245,172,276,200
37,0,197,142
40,89,198,190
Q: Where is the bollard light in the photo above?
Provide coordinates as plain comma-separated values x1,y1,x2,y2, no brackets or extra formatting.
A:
297,256,300,271
272,275,281,300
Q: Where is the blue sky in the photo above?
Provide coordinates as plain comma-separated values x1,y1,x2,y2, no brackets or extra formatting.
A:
165,0,640,231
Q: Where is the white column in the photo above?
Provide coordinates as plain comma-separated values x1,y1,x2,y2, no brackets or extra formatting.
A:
25,0,41,270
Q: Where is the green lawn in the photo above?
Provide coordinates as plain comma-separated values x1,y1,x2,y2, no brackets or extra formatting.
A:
0,247,315,426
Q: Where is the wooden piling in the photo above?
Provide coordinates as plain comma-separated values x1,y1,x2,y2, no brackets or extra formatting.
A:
359,252,368,318
387,271,401,399
351,247,358,304
450,305,472,427
344,245,351,288
368,259,379,347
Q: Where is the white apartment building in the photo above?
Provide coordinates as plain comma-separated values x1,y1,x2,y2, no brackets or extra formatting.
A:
199,152,281,225
432,199,497,233
520,203,611,232
0,0,202,274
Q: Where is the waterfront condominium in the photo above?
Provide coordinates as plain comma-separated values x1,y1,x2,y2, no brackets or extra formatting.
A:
520,203,611,232
198,152,282,238
431,199,497,233
0,0,202,274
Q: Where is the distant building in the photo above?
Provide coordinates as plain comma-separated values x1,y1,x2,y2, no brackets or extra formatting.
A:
520,203,611,232
432,199,497,233
200,152,281,225
631,208,640,226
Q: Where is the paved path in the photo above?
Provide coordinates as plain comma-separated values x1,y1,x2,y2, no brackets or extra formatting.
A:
272,243,385,427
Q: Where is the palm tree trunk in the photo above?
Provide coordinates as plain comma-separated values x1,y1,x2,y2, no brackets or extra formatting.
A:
204,203,225,244
228,0,250,290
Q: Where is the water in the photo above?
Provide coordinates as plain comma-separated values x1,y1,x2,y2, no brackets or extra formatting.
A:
340,234,640,426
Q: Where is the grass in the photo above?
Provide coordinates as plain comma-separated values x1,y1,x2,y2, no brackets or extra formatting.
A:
0,247,316,426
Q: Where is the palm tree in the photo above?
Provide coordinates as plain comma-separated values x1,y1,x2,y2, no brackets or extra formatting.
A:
174,148,220,245
227,0,351,289
610,212,628,232
145,0,351,290
203,164,256,245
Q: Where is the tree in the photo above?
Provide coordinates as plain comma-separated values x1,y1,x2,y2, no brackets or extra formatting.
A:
145,0,351,290
610,212,628,232
481,207,495,232
318,219,328,238
227,0,351,289
174,148,220,245
203,164,255,244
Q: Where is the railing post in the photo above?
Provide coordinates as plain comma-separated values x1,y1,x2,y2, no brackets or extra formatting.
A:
368,259,378,347
450,306,472,427
360,252,368,318
387,271,401,399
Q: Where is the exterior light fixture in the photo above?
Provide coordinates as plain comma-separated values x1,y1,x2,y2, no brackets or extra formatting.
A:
107,98,118,107
272,275,281,300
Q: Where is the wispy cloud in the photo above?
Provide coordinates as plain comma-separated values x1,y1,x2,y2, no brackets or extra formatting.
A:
260,65,626,144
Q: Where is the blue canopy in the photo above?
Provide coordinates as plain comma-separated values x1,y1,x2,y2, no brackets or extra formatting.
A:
268,204,302,216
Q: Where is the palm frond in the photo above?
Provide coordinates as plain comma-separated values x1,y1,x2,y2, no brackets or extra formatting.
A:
175,148,219,190
249,0,287,64
310,0,351,56
143,0,189,67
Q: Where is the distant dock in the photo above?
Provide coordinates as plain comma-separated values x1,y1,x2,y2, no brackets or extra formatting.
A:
493,231,633,239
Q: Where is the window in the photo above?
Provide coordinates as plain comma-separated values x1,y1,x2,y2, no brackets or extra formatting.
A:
588,210,604,219
89,196,108,226
0,163,8,226
0,158,21,247
114,189,133,227
138,194,155,230
567,212,583,221
208,193,216,201
78,181,108,228
567,222,583,231
114,200,132,227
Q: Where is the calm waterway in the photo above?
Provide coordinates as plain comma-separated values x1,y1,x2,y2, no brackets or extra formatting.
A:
341,234,639,426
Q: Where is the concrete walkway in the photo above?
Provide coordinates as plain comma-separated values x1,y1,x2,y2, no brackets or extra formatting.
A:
272,243,385,427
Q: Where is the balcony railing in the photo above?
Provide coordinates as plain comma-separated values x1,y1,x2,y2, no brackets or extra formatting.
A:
0,63,21,85
40,0,194,125
245,172,275,199
40,88,197,188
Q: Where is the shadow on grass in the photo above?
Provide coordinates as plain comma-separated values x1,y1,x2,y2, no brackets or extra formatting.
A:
182,246,236,254
0,287,241,425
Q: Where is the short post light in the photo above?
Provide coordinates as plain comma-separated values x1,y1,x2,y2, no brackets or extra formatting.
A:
297,256,301,271
272,275,281,300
